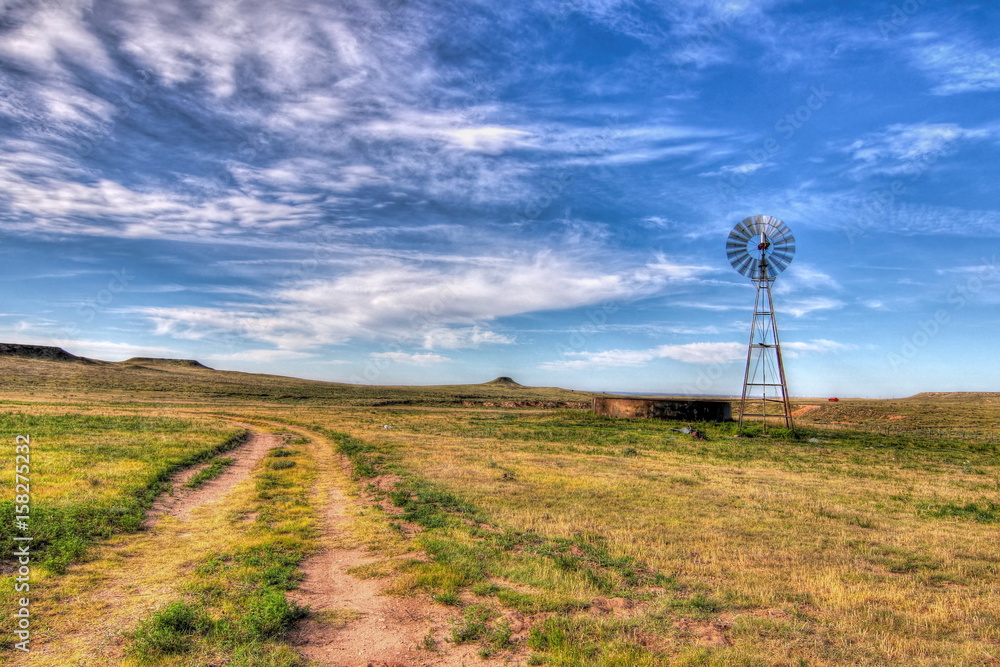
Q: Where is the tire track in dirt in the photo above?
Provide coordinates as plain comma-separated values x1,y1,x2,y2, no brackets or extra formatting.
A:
285,426,519,667
15,431,283,667
147,431,280,524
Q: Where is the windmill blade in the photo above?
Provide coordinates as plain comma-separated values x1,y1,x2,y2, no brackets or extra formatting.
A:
729,251,751,274
726,238,750,254
728,223,753,243
727,248,748,268
730,219,754,236
769,253,792,273
726,243,751,260
727,250,748,266
755,216,783,243
773,238,796,255
727,215,796,280
771,231,795,249
768,222,790,245
771,248,794,265
774,242,796,257
772,226,794,242
733,254,757,277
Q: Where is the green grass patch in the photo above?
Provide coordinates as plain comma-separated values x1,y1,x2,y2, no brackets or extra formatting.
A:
527,615,663,666
185,457,236,488
268,447,298,458
0,416,249,574
131,600,214,657
122,424,315,665
920,501,1000,523
311,426,675,659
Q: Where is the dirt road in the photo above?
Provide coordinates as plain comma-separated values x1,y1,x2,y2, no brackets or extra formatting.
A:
11,428,517,666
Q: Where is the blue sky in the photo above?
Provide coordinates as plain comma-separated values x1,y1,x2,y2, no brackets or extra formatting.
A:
1,0,999,397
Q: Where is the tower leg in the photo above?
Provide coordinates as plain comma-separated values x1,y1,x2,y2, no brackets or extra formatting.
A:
738,267,794,434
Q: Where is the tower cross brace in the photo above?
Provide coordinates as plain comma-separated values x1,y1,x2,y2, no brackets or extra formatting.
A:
738,257,794,433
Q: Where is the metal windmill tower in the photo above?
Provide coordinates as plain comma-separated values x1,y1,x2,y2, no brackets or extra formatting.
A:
726,215,796,433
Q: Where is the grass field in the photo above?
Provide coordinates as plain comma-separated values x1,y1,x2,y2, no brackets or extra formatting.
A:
0,412,247,574
1,355,998,665
278,408,1000,666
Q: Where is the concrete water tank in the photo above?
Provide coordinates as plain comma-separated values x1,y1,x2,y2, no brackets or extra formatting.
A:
592,396,733,421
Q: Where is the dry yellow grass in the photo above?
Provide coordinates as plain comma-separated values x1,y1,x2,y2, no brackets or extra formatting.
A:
2,430,305,666
2,358,999,666
288,406,1000,666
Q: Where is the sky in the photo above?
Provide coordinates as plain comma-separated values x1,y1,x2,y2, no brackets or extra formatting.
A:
1,0,999,398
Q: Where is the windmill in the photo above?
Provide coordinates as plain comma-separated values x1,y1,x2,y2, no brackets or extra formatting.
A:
726,215,796,433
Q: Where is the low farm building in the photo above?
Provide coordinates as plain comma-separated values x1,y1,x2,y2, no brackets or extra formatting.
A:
592,396,733,422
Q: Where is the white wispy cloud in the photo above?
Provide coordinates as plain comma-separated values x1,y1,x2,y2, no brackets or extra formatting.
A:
775,264,841,295
420,327,515,349
934,256,1000,275
543,336,853,370
698,161,772,178
0,0,116,79
843,122,993,178
782,339,856,357
779,296,845,318
0,0,549,227
0,156,323,240
113,0,382,99
364,110,533,154
911,36,1000,95
133,252,707,351
370,351,450,365
541,341,746,371
204,349,318,363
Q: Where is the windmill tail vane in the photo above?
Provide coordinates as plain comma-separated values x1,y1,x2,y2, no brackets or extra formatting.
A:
726,215,796,434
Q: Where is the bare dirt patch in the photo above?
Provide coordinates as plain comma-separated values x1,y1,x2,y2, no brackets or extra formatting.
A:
673,619,731,647
288,432,519,666
147,431,283,524
791,404,821,418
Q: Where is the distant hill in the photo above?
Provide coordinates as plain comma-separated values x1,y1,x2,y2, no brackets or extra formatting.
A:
0,343,94,363
484,376,523,387
121,357,214,370
0,344,216,370
0,346,594,406
909,392,1000,399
